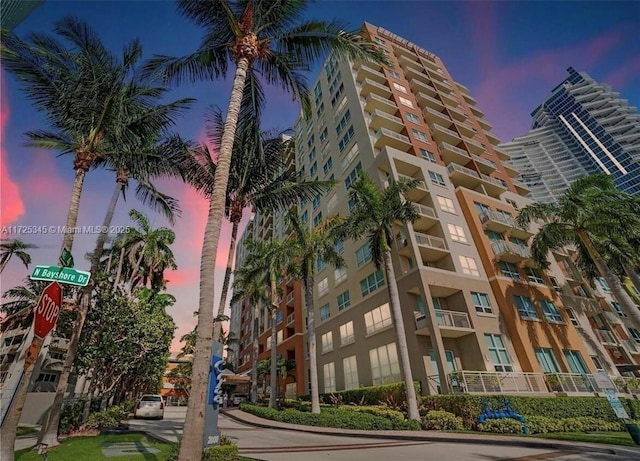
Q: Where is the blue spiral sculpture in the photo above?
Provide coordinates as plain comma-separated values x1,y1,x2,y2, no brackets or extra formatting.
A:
477,399,528,434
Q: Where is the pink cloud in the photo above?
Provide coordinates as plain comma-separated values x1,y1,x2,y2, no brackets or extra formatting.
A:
0,73,25,227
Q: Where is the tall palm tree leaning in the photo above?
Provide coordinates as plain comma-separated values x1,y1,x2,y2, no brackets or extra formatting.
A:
231,259,269,402
146,2,387,455
517,173,640,330
286,211,344,414
337,173,421,422
0,18,182,458
186,108,333,344
0,239,38,273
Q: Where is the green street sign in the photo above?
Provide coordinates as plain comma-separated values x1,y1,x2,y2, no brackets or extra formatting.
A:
30,265,90,287
59,248,74,268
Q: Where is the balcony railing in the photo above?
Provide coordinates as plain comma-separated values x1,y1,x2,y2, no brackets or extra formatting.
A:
480,210,516,228
414,232,448,251
491,240,532,259
545,373,595,393
412,202,437,219
595,329,618,344
448,371,549,394
374,127,410,145
435,310,471,329
286,313,295,325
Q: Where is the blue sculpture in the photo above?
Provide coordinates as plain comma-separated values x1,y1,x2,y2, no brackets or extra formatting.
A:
477,399,528,434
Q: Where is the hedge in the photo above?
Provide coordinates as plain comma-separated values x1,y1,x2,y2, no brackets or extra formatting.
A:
202,445,239,461
240,403,420,430
298,381,421,406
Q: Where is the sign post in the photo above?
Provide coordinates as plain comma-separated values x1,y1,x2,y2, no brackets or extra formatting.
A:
593,371,640,444
203,341,224,449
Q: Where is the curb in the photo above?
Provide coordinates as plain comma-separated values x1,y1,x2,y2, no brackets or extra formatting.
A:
221,409,637,457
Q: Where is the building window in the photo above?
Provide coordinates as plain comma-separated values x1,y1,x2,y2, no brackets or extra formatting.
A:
566,308,580,326
321,331,333,353
327,194,338,213
526,267,544,284
563,350,589,374
364,303,392,335
337,290,351,311
340,321,354,346
333,240,344,254
474,202,490,215
319,127,328,143
36,373,57,383
344,162,362,189
513,295,538,319
459,256,480,276
540,300,563,323
355,242,372,267
342,143,359,170
629,328,640,345
420,148,436,163
323,362,336,393
398,96,413,108
319,303,330,321
591,355,604,370
323,157,333,175
428,170,446,186
338,125,355,152
412,129,428,142
310,161,318,175
535,347,560,373
369,342,401,385
374,36,386,46
308,148,316,161
343,355,359,390
549,276,561,291
336,110,351,135
360,270,384,297
313,211,323,227
484,334,513,372
437,196,456,214
596,278,610,292
316,102,325,117
318,277,329,296
499,261,521,280
406,112,421,124
471,292,492,314
312,194,321,210
393,82,408,93
330,83,345,106
447,223,468,243
300,210,308,224
612,302,626,317
316,258,326,272
388,69,400,78
334,266,347,284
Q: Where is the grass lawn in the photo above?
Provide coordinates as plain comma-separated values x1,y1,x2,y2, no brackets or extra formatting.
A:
537,431,637,447
15,432,173,460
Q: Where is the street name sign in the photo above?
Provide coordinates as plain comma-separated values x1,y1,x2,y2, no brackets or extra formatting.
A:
30,265,90,286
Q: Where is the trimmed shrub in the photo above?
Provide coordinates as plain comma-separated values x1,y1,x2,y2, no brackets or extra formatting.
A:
422,410,463,431
202,445,239,461
524,416,563,434
84,405,126,429
348,405,406,424
561,417,624,432
58,400,84,434
477,418,524,434
299,381,420,406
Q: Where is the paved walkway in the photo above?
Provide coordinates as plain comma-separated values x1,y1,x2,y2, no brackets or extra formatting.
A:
221,407,640,459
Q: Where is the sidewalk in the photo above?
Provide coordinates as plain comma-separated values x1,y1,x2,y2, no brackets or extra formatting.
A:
221,407,640,459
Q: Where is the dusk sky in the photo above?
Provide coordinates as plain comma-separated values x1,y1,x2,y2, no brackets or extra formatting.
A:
1,1,639,351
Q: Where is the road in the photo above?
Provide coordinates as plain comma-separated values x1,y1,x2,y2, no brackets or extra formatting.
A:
128,406,640,461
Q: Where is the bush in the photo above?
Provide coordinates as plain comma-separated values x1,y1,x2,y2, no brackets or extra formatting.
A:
348,405,406,424
477,418,524,434
524,416,563,434
84,405,126,429
202,445,239,461
299,381,420,406
561,417,624,432
422,410,463,431
58,400,84,435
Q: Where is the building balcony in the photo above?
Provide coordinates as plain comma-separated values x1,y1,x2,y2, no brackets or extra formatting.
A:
363,93,398,113
440,91,460,109
438,142,471,166
286,313,295,326
491,240,532,264
414,309,474,338
477,117,492,131
492,146,510,161
447,104,468,122
403,65,430,84
447,162,481,189
471,153,497,174
479,173,508,196
430,123,462,145
601,310,624,326
396,48,419,64
373,128,412,151
469,104,485,118
368,109,404,131
353,61,386,84
412,202,439,231
423,106,451,126
50,337,70,351
502,162,520,178
455,81,470,94
448,371,549,394
545,373,595,394
359,78,392,98
480,210,516,232
432,77,451,91
414,231,449,262
410,78,437,97
397,174,429,202
0,343,21,355
462,92,477,105
461,136,485,155
595,328,618,345
286,292,295,306
453,119,476,138
416,92,445,111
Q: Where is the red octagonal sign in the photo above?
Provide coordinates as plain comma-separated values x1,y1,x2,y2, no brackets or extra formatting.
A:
34,281,62,339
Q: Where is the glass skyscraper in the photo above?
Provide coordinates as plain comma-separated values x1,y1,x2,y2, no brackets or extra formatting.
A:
501,67,639,203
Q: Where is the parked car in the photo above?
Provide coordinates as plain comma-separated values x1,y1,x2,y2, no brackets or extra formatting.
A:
134,394,165,419
231,393,247,406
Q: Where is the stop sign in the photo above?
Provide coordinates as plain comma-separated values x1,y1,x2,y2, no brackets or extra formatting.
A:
33,281,62,339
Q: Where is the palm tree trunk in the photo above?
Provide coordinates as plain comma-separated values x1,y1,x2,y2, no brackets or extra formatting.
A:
623,265,640,294
305,275,321,414
179,57,250,461
382,250,420,421
127,250,145,293
269,275,278,409
577,230,640,330
38,182,123,448
113,247,126,292
213,220,240,342
251,305,259,403
0,255,11,273
1,168,88,461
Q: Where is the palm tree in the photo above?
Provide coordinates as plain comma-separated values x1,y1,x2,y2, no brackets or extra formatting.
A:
286,211,343,413
147,3,387,454
0,239,37,273
187,110,332,345
232,261,269,402
517,173,640,329
337,173,421,422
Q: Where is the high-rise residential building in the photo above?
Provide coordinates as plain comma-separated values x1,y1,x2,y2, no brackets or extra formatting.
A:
500,67,640,203
231,24,639,399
